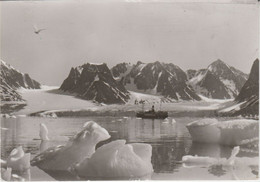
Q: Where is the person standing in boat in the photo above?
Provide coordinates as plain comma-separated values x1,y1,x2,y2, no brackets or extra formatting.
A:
151,105,155,112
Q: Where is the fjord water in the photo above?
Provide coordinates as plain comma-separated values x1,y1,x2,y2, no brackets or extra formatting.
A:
1,116,258,180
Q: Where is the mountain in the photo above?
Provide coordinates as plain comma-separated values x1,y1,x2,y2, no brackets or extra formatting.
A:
0,60,41,102
0,60,41,89
111,61,201,101
0,79,24,102
233,59,259,116
60,63,130,104
218,59,259,116
187,60,248,99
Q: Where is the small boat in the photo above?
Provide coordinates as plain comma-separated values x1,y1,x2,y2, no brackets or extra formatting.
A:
136,110,168,119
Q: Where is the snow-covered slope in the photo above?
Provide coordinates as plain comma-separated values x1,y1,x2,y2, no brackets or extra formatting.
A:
0,60,41,90
111,61,201,101
60,63,130,104
0,60,41,102
0,79,24,102
218,59,259,116
187,60,248,99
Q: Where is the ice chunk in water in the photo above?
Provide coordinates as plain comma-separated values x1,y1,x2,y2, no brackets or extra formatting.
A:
70,140,153,180
182,146,240,167
31,121,110,171
186,119,258,145
6,146,31,171
40,123,49,141
1,168,12,181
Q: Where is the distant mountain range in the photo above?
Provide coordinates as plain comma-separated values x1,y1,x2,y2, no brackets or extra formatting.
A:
60,59,252,104
0,60,41,102
1,58,256,109
111,61,201,101
187,60,248,99
60,63,130,104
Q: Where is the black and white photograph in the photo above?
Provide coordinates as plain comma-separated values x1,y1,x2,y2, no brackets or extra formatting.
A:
0,0,259,181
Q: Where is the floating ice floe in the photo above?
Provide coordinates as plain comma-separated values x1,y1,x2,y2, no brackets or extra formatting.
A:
171,118,176,124
31,121,111,171
182,146,240,168
1,168,12,181
69,140,153,180
39,123,50,141
186,119,258,145
0,127,9,131
1,159,7,168
6,146,31,171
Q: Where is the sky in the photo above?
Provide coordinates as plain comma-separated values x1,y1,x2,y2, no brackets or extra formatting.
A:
1,0,259,85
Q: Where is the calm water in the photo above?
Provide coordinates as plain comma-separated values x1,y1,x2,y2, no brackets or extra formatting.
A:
1,116,258,180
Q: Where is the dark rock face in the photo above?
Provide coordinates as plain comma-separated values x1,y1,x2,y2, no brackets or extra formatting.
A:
0,60,41,102
217,59,259,117
0,79,24,102
60,63,130,104
187,60,248,99
0,60,41,89
111,61,201,101
186,69,197,80
111,62,132,79
234,59,259,116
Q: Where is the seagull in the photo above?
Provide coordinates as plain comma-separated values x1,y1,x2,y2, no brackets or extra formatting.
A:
34,25,46,34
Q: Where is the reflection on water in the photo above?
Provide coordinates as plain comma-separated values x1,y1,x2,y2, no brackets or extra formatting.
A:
1,116,258,180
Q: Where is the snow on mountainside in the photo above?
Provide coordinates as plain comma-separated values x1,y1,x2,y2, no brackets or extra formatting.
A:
0,78,24,102
60,63,130,104
187,60,248,99
0,60,41,89
218,59,259,116
111,61,201,101
0,60,41,102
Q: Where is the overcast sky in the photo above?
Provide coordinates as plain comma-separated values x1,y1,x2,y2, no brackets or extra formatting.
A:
1,0,259,85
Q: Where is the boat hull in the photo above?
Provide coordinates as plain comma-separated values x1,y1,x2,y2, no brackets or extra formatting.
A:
136,111,168,119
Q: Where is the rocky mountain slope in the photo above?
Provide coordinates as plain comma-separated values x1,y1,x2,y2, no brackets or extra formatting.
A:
0,60,41,102
111,61,201,101
187,60,248,99
0,78,24,102
218,59,259,116
60,63,130,104
1,60,41,89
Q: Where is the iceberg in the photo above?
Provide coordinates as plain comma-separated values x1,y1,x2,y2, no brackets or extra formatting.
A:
1,168,12,181
39,123,50,141
69,140,153,180
6,146,31,171
31,121,110,171
186,119,258,145
182,146,240,167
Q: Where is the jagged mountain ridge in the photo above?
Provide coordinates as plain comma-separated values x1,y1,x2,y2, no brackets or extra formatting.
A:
60,63,130,104
218,59,259,116
111,61,201,101
0,79,24,102
0,60,41,102
1,60,41,89
187,60,248,99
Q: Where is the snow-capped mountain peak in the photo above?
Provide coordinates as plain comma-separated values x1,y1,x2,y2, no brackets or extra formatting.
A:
60,62,130,104
111,61,201,101
187,60,248,99
0,59,41,102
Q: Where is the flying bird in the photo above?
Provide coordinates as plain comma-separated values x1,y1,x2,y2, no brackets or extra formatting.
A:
34,25,46,34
